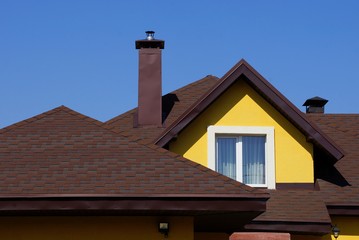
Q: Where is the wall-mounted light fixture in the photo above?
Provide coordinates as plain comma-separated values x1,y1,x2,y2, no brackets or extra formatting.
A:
159,222,169,238
332,225,340,239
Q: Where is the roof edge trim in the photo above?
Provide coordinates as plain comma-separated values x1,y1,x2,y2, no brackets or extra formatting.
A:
327,204,359,216
245,220,331,235
0,193,269,199
0,197,267,213
155,59,344,161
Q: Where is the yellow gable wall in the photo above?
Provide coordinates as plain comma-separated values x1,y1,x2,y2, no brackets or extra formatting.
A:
322,216,359,240
169,80,314,183
292,216,359,240
0,216,193,240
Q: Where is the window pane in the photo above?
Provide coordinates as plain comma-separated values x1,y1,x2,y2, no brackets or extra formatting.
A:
216,137,236,180
242,136,265,184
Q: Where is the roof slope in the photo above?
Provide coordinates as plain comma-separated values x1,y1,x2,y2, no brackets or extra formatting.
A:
0,106,266,197
246,190,331,235
104,59,347,234
307,114,359,210
155,59,344,162
105,75,219,142
105,59,344,234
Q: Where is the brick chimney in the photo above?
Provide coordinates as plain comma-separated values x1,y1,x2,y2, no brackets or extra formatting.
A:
135,31,165,127
303,96,328,113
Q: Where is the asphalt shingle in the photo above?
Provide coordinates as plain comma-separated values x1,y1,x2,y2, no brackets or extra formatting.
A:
308,114,359,206
0,106,265,196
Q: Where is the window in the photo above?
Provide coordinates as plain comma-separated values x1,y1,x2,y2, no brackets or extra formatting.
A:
216,135,266,184
208,126,275,189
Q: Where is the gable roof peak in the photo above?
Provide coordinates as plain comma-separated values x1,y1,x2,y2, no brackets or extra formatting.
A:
0,105,103,135
155,59,344,161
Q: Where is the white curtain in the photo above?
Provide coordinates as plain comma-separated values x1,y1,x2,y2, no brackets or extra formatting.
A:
242,136,265,184
216,137,237,180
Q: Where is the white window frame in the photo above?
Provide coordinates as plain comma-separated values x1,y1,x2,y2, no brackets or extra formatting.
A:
208,126,276,189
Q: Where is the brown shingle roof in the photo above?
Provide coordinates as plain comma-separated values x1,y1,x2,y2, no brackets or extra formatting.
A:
0,105,266,197
105,60,350,234
255,190,330,223
307,114,359,208
3,56,356,234
245,190,331,235
0,106,270,232
105,75,219,142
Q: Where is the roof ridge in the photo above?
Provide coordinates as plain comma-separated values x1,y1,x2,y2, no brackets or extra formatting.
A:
0,105,116,135
308,116,359,139
171,75,219,94
0,105,66,134
115,129,262,194
105,109,136,125
155,59,344,162
59,106,104,126
151,77,226,142
105,75,219,125
154,62,249,145
238,61,345,159
45,109,247,192
48,106,132,136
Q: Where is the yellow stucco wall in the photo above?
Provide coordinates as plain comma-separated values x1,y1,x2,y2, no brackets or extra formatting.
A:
169,80,314,183
321,216,359,240
0,216,193,240
292,216,359,240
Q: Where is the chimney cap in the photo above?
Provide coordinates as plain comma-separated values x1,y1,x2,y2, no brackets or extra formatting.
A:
145,31,155,40
136,31,164,49
303,96,328,107
303,96,328,113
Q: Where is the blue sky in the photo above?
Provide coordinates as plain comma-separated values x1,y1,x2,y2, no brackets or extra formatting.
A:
1,1,358,128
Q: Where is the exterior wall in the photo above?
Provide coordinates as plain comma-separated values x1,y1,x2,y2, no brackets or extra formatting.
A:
292,216,359,240
322,216,359,240
169,80,314,184
0,216,193,240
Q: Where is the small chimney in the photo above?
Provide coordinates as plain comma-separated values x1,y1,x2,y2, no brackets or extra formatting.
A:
303,96,328,113
135,31,165,127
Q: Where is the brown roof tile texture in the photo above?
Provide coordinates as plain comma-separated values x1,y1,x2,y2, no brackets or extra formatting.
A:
253,190,331,223
105,75,219,142
106,68,347,225
307,114,359,206
0,106,265,197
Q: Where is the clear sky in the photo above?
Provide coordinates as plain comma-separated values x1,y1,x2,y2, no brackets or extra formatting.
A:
1,1,358,128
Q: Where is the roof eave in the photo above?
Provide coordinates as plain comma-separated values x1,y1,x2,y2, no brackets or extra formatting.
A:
0,195,268,233
245,220,332,236
0,194,268,214
327,203,359,216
